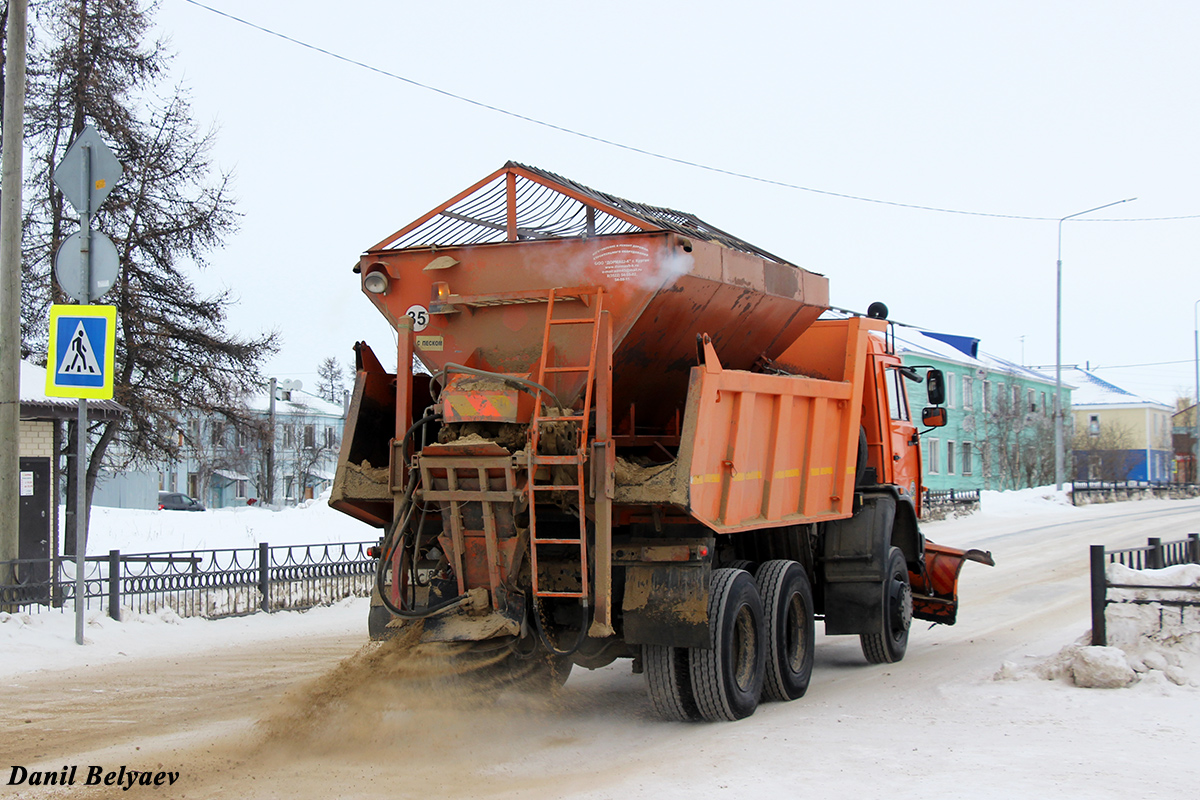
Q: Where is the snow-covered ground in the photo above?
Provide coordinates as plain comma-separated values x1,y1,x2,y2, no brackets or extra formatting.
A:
4,489,1200,799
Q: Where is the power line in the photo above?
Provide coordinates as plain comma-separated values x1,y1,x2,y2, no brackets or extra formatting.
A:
180,0,1200,224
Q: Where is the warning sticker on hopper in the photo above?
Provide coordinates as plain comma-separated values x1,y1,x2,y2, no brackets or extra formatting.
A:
415,335,443,351
594,243,650,282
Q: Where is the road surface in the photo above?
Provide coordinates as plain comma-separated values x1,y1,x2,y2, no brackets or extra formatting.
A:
4,497,1199,798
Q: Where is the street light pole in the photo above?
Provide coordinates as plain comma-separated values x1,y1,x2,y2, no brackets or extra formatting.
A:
1193,300,1199,484
1054,197,1137,491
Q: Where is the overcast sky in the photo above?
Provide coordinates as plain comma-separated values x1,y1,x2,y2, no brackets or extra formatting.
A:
150,0,1200,404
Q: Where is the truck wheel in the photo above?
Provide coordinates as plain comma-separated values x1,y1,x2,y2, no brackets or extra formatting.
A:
755,560,815,702
643,644,700,721
689,568,766,721
860,547,912,664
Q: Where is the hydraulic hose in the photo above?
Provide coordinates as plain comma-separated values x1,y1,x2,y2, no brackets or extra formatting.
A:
373,410,470,620
532,596,592,658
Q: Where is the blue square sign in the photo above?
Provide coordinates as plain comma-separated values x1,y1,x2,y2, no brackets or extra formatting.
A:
45,304,117,399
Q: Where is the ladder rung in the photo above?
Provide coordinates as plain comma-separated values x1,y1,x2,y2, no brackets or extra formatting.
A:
531,484,582,492
542,366,590,374
537,592,587,599
533,537,583,545
548,318,594,325
531,454,584,465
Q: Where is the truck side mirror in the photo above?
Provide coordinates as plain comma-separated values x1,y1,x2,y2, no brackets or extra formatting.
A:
922,407,947,427
925,369,945,406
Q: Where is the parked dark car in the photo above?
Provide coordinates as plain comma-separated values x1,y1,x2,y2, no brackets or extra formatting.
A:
158,492,205,511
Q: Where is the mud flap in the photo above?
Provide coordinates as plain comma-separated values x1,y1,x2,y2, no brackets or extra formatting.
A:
622,563,712,649
910,542,995,625
822,494,895,635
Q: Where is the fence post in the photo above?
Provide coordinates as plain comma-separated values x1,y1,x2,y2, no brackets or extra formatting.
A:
1090,545,1107,647
1189,533,1200,565
108,550,121,621
1147,537,1164,570
259,542,271,612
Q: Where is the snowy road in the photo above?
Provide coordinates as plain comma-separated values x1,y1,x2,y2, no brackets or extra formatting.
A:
4,496,1200,799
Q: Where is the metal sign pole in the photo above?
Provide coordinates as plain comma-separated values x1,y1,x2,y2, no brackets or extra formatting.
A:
74,144,91,646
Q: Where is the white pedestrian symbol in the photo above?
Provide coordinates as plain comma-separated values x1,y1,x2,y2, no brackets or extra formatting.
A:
58,321,101,376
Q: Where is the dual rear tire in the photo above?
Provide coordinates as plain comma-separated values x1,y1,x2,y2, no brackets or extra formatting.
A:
644,561,814,721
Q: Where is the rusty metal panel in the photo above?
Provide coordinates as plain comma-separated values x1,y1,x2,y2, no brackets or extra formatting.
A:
360,229,828,426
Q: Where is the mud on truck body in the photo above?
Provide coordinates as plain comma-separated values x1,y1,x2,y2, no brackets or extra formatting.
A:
330,163,993,721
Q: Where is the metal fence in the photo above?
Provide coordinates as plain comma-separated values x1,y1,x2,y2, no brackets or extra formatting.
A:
1089,534,1200,646
1071,481,1200,506
0,541,376,620
921,488,981,520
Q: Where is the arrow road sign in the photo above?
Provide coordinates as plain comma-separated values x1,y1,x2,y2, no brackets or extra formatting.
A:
45,304,117,400
53,125,123,215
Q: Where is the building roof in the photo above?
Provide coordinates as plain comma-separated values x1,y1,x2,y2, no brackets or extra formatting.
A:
1043,366,1171,409
889,326,1061,387
243,384,345,419
18,360,124,420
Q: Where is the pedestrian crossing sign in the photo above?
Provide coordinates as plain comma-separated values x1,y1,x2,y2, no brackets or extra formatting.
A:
45,304,117,399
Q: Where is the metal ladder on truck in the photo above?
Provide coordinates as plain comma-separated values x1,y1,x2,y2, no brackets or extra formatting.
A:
527,287,605,608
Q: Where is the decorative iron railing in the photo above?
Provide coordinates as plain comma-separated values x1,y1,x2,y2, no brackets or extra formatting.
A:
1071,481,1200,506
0,541,376,620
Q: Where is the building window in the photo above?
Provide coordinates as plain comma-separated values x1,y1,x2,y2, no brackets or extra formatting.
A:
235,479,247,499
982,381,990,413
962,442,973,475
1040,392,1047,413
304,425,315,449
946,372,956,408
283,425,294,448
1089,414,1101,437
324,426,338,448
947,441,956,475
211,421,225,447
1027,388,1035,412
1012,384,1021,409
926,438,940,474
962,376,973,409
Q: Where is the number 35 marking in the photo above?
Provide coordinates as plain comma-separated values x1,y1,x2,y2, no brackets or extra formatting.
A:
405,304,429,332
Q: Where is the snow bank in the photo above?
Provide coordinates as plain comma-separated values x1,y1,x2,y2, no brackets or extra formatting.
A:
978,484,1075,517
996,563,1200,689
86,488,375,553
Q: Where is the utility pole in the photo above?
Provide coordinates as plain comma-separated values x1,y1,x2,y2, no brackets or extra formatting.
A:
0,0,29,584
267,377,276,506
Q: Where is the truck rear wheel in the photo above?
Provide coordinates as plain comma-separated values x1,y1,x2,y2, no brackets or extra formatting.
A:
860,547,912,664
643,644,701,721
755,560,815,702
689,568,765,721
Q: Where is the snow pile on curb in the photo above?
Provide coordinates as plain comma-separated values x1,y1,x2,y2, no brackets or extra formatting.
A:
979,485,1074,517
996,563,1200,689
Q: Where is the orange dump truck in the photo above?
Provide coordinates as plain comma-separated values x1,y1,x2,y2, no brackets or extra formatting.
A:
331,163,993,721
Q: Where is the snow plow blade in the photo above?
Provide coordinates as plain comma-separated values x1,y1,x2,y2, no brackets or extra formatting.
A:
910,542,995,625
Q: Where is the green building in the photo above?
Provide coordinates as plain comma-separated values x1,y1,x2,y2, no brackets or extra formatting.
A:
895,328,1067,492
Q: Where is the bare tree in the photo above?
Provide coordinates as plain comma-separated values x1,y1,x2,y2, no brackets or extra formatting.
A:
316,356,345,404
11,0,277,527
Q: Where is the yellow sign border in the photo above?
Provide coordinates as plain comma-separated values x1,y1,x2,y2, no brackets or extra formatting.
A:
45,304,117,400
